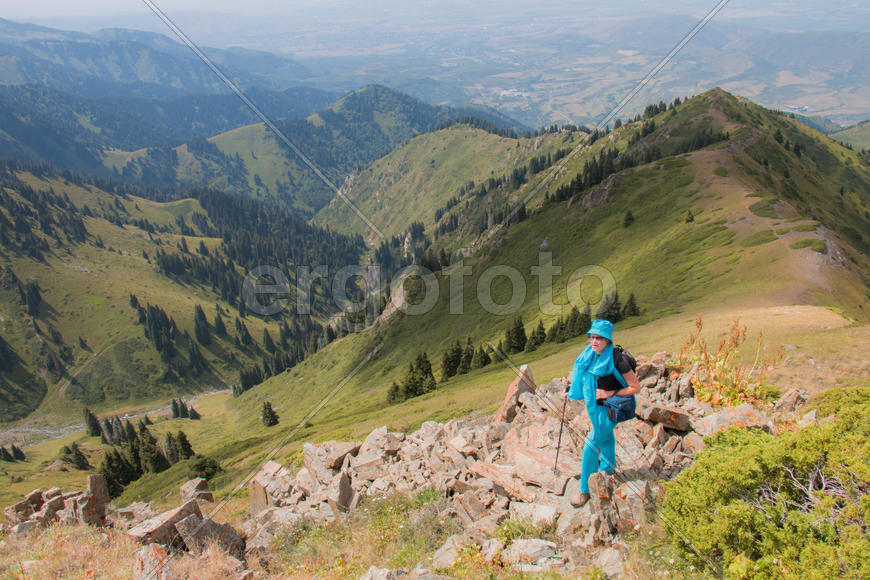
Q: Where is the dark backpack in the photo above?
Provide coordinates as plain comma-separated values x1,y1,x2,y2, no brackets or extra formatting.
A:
599,345,637,423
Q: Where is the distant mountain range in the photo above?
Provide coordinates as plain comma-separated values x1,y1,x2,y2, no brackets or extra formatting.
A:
0,80,527,216
0,18,311,98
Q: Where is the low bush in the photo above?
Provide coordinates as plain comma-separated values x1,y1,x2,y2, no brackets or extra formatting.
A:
661,393,870,578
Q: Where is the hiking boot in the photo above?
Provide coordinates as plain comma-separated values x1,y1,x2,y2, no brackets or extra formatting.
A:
570,492,590,507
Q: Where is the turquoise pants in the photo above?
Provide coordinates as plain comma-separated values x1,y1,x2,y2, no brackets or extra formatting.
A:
580,398,617,494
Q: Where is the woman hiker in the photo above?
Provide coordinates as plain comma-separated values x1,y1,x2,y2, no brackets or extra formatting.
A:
561,319,640,507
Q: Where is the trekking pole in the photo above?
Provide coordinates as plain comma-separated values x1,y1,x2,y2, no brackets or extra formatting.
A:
553,395,568,474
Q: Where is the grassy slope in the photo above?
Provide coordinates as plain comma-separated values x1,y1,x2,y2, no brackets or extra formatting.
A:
314,126,583,239
832,119,870,149
0,174,286,426
4,89,870,517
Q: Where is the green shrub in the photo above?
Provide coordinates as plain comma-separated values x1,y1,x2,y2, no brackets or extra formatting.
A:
714,166,728,177
187,455,222,480
790,238,826,253
661,398,870,579
810,386,870,417
749,200,777,219
741,230,777,247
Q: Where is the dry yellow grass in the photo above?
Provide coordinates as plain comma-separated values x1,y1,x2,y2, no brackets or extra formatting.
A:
0,524,139,580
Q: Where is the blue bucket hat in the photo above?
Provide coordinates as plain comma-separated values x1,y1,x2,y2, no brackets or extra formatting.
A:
587,319,614,342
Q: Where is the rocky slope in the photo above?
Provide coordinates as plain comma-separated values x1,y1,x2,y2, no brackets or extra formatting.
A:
4,352,817,578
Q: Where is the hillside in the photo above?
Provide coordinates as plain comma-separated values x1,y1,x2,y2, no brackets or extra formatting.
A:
110,85,525,216
0,84,338,166
833,119,870,149
76,88,867,508
0,18,310,98
0,163,365,424
3,89,870,538
314,124,580,239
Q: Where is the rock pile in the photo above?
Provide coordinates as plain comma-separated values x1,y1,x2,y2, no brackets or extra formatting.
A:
3,474,110,535
245,359,775,576
4,354,782,578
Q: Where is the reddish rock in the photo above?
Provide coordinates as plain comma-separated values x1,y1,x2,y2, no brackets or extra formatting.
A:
493,365,536,423
323,441,362,469
249,461,294,514
636,399,693,431
508,445,579,495
174,513,245,560
612,480,650,532
180,478,214,504
682,432,706,454
357,426,404,459
127,500,203,547
326,470,354,513
774,388,806,413
4,500,34,525
470,461,536,503
691,404,773,436
509,501,558,528
24,489,44,511
133,543,172,580
646,423,668,449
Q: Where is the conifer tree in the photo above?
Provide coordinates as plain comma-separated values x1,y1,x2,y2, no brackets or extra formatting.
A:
471,345,491,369
171,398,180,418
441,339,463,380
386,382,402,404
164,432,180,465
458,338,474,374
0,446,12,461
139,431,170,473
176,430,194,459
100,452,124,498
261,401,279,426
214,312,226,337
526,320,546,351
622,293,640,317
11,444,25,461
188,406,200,420
595,292,624,323
101,418,115,444
506,317,527,353
194,304,211,345
263,328,276,353
84,407,102,437
123,420,137,443
178,399,190,419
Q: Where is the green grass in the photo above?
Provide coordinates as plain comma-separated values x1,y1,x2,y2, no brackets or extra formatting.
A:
714,166,728,177
832,120,870,149
793,223,818,232
740,230,778,247
748,199,777,218
790,238,827,253
776,227,791,235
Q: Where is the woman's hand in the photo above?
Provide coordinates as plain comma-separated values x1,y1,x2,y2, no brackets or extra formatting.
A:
595,388,611,400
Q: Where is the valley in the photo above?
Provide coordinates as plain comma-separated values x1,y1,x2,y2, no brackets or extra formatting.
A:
0,8,869,574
